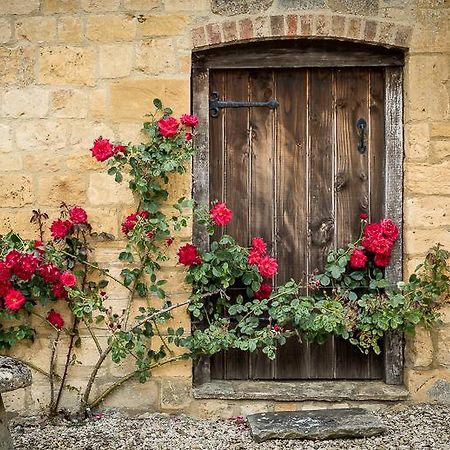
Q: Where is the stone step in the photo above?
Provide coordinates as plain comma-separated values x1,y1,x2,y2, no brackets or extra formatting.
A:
247,408,386,443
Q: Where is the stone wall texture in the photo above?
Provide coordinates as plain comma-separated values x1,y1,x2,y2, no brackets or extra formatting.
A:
1,0,450,416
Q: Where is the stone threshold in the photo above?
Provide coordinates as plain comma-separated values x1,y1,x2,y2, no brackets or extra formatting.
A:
193,380,409,402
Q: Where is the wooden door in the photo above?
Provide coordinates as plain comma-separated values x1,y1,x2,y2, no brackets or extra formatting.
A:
207,67,386,380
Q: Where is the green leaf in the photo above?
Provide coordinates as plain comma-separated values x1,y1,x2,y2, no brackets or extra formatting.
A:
153,98,162,109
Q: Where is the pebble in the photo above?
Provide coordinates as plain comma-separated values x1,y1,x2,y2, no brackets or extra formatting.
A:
10,403,450,450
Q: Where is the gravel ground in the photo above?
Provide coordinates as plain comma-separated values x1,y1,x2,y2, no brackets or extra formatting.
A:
10,404,450,450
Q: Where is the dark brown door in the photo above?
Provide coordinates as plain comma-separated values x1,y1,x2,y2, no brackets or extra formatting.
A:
208,67,386,380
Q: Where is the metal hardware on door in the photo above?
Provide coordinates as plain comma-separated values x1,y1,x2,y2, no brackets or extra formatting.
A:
209,91,279,118
356,118,367,154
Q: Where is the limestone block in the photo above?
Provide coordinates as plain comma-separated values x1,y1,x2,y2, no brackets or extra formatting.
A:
404,227,450,256
23,152,63,172
440,305,450,325
88,173,135,206
328,0,379,15
116,123,147,144
66,152,108,171
430,140,450,162
410,9,450,53
85,207,119,235
86,15,136,42
121,0,161,11
15,16,57,42
0,175,32,207
3,87,49,118
36,174,87,206
98,44,133,79
0,208,41,238
135,38,178,74
278,0,325,9
57,17,83,43
406,55,450,121
405,196,450,229
137,15,188,36
0,153,22,171
0,46,35,87
164,0,209,12
0,0,39,15
405,161,450,196
110,79,189,122
152,359,192,379
43,0,80,13
0,124,12,152
81,0,121,11
405,368,450,403
16,120,67,151
0,19,11,43
437,327,450,367
405,327,434,368
39,46,96,87
431,122,450,139
51,89,88,118
405,122,430,161
69,121,115,152
89,89,108,119
160,378,192,409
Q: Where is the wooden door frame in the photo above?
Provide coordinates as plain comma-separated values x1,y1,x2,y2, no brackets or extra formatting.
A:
191,40,405,386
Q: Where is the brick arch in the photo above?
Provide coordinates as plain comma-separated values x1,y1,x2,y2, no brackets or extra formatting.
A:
191,13,412,50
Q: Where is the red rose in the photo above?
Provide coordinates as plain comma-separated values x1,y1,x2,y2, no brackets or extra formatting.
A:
210,202,233,226
371,237,393,256
185,132,193,141
40,263,61,284
52,283,68,300
121,211,149,235
50,219,72,240
364,222,383,239
60,271,76,287
0,281,12,297
0,262,11,283
5,250,22,270
349,249,368,270
258,256,278,278
180,114,199,128
165,237,174,246
254,282,272,300
91,137,114,162
158,117,179,138
374,253,391,267
360,213,368,220
4,289,26,311
272,324,281,333
15,253,39,281
113,144,126,155
69,207,88,224
47,310,65,330
248,250,262,266
177,243,202,267
251,237,267,255
380,219,399,242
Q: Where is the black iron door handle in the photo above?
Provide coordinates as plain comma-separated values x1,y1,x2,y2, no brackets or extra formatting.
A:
357,118,367,154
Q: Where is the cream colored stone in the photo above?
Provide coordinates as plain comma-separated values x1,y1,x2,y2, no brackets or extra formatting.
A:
3,87,49,118
0,175,32,207
135,38,178,74
85,207,119,235
15,16,57,42
122,0,161,11
405,368,450,402
137,15,188,36
51,89,88,118
69,121,115,152
86,15,136,42
405,327,434,368
110,79,189,122
410,9,450,53
98,44,134,79
406,55,450,121
43,0,80,13
0,124,13,152
57,16,83,43
0,208,40,238
23,152,63,172
437,328,450,367
116,123,147,144
81,0,121,12
0,46,35,86
66,152,107,171
88,88,108,119
430,140,450,162
88,173,135,206
405,122,430,161
404,227,450,256
37,174,87,206
431,122,450,139
164,0,209,13
0,19,11,43
0,0,39,15
405,196,450,229
405,161,450,195
39,46,96,87
160,378,192,409
16,120,67,151
0,153,22,171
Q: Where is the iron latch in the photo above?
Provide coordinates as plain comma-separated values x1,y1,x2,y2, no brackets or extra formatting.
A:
209,91,279,118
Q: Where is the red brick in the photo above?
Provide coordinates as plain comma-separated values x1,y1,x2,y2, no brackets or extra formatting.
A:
299,14,313,36
206,23,221,45
270,15,285,37
192,26,206,48
363,20,378,42
286,14,298,36
331,15,345,37
222,20,237,42
239,18,253,40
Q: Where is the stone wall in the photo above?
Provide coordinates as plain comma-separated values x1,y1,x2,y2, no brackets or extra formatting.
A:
0,0,450,415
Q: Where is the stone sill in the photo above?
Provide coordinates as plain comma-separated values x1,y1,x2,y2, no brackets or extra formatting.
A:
193,380,409,402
